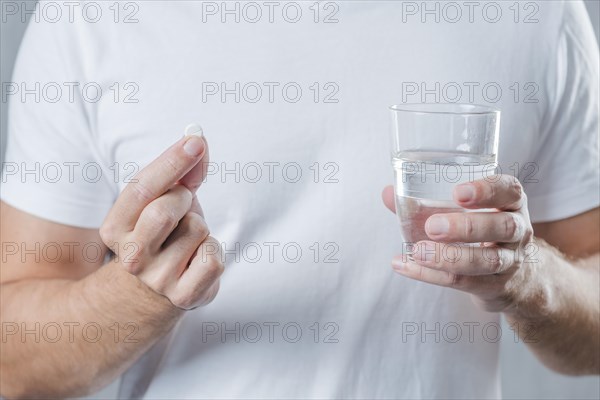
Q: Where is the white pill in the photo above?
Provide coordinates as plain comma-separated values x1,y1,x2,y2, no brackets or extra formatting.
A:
184,123,204,137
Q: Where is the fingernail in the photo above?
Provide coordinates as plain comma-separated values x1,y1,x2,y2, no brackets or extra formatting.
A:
426,216,449,236
414,242,435,262
184,122,204,137
183,136,205,156
455,184,475,202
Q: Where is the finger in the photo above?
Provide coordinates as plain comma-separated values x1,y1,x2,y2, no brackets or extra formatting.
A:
425,212,526,243
189,194,205,218
134,185,193,251
382,185,396,213
179,133,210,193
109,135,206,231
143,212,210,295
453,175,525,211
392,256,496,294
392,256,466,288
161,212,210,274
411,241,516,275
171,236,224,310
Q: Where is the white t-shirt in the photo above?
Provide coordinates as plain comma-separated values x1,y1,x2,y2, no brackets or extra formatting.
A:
2,1,599,398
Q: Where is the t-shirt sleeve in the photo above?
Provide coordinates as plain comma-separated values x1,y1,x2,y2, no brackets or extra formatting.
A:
1,15,117,229
525,1,600,223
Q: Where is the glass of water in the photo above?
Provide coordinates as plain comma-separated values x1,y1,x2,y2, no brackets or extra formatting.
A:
389,103,500,244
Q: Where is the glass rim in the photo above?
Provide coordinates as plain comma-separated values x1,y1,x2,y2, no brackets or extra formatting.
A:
389,103,500,116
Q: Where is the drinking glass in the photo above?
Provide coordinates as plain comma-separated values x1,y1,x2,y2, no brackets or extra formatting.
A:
389,103,500,244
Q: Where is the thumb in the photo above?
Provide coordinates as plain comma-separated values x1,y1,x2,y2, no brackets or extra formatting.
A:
179,123,210,193
382,185,396,213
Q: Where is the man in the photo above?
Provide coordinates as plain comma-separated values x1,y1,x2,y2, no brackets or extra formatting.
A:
1,1,598,398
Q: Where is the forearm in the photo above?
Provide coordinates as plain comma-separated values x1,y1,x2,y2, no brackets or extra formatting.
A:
505,239,600,375
0,262,182,398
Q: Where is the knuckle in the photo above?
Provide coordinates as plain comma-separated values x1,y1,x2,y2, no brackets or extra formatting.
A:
122,257,143,275
487,250,504,274
171,280,221,310
172,184,193,204
502,214,518,240
116,237,146,263
463,214,475,238
146,205,177,229
509,176,523,195
130,180,154,204
186,212,209,237
204,258,225,280
197,236,222,261
144,273,168,295
505,175,524,204
522,225,534,243
170,291,195,310
99,222,116,246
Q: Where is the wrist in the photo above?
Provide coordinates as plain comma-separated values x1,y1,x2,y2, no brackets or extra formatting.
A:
75,262,184,329
503,238,568,321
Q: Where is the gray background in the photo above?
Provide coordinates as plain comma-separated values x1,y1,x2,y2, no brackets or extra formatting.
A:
1,1,599,399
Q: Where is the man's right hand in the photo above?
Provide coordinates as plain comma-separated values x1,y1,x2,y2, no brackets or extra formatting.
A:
0,133,224,398
99,134,223,310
